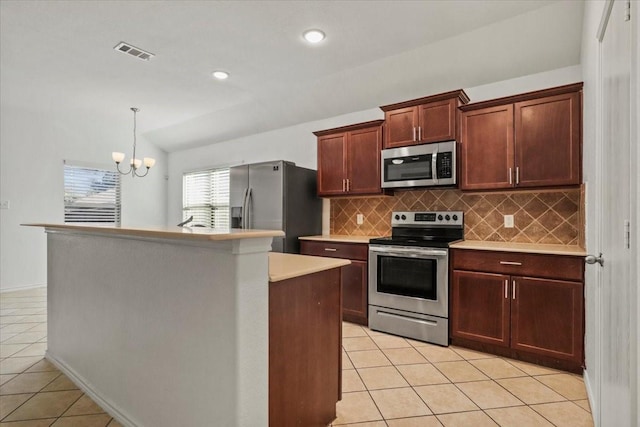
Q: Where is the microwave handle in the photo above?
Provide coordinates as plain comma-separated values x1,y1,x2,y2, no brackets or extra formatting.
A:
432,152,438,182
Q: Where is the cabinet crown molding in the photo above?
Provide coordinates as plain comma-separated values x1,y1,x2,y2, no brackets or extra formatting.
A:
379,89,470,112
460,82,584,112
313,119,384,137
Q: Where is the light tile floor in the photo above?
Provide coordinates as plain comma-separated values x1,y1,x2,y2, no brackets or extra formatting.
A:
334,323,594,427
1,288,594,427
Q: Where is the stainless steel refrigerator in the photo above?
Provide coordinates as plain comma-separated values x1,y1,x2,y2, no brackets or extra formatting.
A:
229,160,322,253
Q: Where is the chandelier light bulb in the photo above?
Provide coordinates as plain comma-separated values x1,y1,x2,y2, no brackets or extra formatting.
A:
112,152,125,163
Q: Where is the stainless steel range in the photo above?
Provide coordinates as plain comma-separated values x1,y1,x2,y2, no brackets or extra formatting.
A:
368,211,464,346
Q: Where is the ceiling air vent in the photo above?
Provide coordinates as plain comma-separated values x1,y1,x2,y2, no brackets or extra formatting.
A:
113,42,154,61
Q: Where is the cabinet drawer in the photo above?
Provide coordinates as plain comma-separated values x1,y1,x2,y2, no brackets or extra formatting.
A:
300,241,368,261
451,249,583,282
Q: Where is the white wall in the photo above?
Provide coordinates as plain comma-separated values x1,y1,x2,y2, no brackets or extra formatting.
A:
167,65,582,225
0,105,168,291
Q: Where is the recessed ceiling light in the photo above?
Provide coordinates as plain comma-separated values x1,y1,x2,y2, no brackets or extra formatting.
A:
212,71,229,80
303,29,325,44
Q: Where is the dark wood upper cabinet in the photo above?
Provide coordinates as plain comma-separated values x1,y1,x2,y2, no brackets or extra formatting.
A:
459,83,582,191
515,92,581,187
380,90,469,149
460,104,514,190
316,133,347,196
347,126,383,195
384,107,416,147
315,120,384,197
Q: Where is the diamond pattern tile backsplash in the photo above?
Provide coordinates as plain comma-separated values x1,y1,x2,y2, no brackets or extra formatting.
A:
330,188,584,246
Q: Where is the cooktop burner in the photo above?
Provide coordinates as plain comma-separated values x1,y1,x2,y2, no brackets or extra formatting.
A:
369,211,464,248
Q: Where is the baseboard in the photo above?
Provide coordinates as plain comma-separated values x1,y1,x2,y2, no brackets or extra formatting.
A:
583,368,598,426
45,351,138,427
0,284,46,294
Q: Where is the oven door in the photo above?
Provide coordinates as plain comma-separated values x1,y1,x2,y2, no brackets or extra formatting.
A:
368,245,448,319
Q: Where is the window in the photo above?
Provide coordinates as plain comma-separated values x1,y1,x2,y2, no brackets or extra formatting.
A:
183,168,230,228
64,162,121,225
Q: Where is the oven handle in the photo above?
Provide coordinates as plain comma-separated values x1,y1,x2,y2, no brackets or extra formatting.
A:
376,309,438,326
369,246,447,258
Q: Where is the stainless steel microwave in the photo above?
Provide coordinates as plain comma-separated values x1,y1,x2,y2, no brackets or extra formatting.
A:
381,141,456,189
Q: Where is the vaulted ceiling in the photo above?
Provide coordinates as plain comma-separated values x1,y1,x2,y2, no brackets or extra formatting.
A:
0,0,584,152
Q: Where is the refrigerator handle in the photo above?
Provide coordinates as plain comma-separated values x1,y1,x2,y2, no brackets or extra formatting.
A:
246,187,253,229
240,188,249,229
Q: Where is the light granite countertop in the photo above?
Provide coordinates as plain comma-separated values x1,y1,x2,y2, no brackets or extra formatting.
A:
450,240,587,256
299,234,386,244
24,223,284,241
268,252,350,282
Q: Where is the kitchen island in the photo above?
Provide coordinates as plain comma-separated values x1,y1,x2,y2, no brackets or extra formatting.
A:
25,224,348,427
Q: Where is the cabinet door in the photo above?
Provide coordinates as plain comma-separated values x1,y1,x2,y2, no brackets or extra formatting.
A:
514,92,581,187
317,133,347,196
384,107,417,148
418,99,457,143
347,126,382,195
460,104,515,190
341,260,368,325
511,276,583,363
451,270,510,347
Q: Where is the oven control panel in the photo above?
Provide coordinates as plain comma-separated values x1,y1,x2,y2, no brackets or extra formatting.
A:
391,211,464,227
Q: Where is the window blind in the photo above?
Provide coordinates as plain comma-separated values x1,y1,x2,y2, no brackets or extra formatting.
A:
183,168,230,228
64,163,121,225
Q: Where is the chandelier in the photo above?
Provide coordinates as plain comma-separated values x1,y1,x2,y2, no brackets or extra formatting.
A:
112,107,156,177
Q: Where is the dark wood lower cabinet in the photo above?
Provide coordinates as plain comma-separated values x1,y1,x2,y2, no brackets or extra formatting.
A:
450,248,585,373
300,240,369,325
269,268,342,427
341,260,368,324
511,276,583,362
451,271,510,347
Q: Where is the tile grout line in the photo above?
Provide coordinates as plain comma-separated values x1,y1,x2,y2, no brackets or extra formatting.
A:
343,331,390,425
0,369,64,422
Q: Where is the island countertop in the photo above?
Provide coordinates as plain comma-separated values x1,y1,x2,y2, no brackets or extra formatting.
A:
23,223,284,241
268,252,350,282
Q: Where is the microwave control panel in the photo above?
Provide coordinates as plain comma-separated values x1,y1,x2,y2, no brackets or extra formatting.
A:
436,152,453,179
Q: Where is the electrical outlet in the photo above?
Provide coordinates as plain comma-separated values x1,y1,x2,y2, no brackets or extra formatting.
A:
356,214,364,225
0,200,9,210
504,214,514,228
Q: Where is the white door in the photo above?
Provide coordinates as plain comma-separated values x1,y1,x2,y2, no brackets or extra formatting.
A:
594,1,636,425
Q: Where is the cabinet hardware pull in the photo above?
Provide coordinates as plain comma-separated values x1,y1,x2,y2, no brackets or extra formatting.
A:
509,168,512,185
324,248,338,252
342,179,346,192
347,178,350,192
516,167,520,185
504,279,508,299
500,261,522,266
412,127,417,141
512,280,516,299
418,126,422,141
